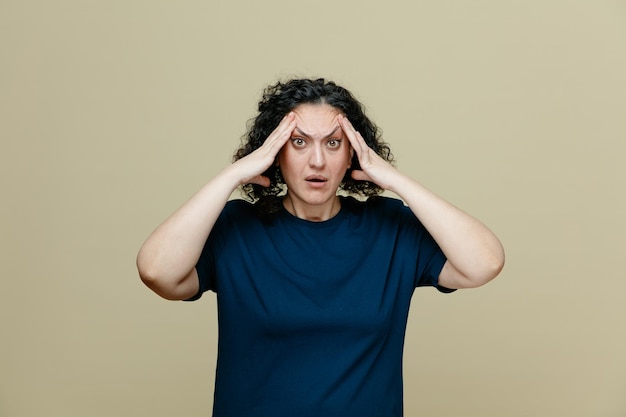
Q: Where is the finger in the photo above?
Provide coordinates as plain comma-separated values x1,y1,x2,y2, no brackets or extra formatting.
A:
264,112,296,150
274,111,296,137
351,170,373,182
338,115,367,156
248,175,270,187
337,114,359,139
338,115,372,169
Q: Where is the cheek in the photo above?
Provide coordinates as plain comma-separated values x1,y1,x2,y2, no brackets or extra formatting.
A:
277,146,290,167
342,148,353,168
330,152,352,172
277,148,301,173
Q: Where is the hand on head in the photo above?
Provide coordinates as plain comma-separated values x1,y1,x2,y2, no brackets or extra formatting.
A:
234,112,296,187
337,114,396,190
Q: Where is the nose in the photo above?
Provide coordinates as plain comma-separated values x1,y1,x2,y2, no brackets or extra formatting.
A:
309,144,326,168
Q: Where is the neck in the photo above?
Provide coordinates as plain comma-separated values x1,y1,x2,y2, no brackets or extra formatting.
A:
283,195,341,222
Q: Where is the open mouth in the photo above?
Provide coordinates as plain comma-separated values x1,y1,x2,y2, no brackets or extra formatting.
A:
305,176,328,186
305,176,327,183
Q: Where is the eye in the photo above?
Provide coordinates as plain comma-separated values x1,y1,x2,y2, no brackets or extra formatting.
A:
291,137,306,147
327,139,341,148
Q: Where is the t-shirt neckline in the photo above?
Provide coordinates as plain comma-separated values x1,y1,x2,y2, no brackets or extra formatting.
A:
279,196,348,228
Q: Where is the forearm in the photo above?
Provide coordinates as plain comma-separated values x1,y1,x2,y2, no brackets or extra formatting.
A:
136,165,241,295
338,115,504,288
388,172,505,287
137,113,297,299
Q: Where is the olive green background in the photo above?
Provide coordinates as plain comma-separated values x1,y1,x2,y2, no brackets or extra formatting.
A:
2,1,625,416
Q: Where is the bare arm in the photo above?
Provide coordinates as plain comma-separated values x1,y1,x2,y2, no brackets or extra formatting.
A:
381,173,504,289
137,113,296,300
338,115,504,289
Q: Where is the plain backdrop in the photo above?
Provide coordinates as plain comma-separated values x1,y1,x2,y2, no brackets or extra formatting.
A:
1,1,625,416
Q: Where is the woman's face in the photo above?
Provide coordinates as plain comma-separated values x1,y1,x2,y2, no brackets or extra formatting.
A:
278,103,353,217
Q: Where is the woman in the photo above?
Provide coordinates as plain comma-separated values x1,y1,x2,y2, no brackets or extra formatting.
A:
137,78,504,416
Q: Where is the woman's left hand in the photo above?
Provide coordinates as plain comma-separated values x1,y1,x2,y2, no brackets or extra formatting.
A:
338,114,398,191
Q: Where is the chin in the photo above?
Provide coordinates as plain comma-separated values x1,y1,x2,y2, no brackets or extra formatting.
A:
296,192,334,206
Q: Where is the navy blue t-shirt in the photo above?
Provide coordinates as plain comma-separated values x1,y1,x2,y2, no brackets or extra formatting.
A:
192,196,451,417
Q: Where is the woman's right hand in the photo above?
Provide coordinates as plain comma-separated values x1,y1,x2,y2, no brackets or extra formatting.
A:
231,112,296,187
137,112,296,300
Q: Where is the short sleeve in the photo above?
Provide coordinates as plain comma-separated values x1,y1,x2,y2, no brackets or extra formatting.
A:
184,241,217,301
183,202,239,301
392,201,455,294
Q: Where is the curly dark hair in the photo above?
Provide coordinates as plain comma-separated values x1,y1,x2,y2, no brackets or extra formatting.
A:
233,78,394,213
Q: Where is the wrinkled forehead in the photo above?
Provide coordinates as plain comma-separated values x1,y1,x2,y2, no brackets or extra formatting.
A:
291,103,344,138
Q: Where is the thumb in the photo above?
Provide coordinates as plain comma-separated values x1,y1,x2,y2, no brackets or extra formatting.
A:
248,175,271,187
351,170,372,182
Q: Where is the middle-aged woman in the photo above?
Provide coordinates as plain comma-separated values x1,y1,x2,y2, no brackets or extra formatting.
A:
137,78,505,417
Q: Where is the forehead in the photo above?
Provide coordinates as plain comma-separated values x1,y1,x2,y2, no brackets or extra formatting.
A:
292,103,343,137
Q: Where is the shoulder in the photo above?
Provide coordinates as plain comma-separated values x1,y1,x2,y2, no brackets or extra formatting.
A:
209,199,265,249
219,199,255,219
220,198,286,229
224,198,255,212
343,195,428,233
342,195,408,215
213,199,258,230
340,195,416,229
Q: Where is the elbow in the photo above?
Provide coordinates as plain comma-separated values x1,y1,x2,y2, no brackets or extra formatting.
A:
138,269,189,301
467,250,506,288
441,249,505,290
480,257,505,287
137,253,159,288
137,263,167,296
136,243,199,301
138,265,161,291
136,257,188,301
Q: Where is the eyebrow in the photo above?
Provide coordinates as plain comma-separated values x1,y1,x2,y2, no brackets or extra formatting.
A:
294,126,342,140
